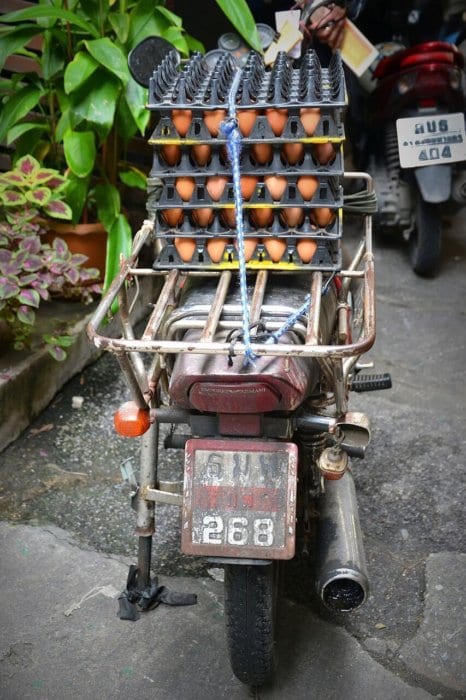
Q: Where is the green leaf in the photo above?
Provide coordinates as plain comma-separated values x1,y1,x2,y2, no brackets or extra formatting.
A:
185,33,205,55
163,27,190,57
63,130,96,178
214,0,262,52
94,183,120,230
0,86,42,144
64,172,90,224
103,213,132,293
6,122,49,146
0,26,40,72
128,0,170,48
46,344,67,361
43,199,73,220
123,79,149,136
26,187,51,206
18,288,40,308
155,5,183,28
108,12,130,44
119,167,147,190
1,191,27,207
17,305,35,325
41,28,66,80
43,333,74,348
69,75,120,136
84,38,129,85
1,7,100,39
64,52,99,94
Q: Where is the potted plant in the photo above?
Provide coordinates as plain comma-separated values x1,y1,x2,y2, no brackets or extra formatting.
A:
0,1,261,289
0,155,101,360
0,0,205,293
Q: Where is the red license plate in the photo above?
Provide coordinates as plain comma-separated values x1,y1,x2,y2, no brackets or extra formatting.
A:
181,439,298,559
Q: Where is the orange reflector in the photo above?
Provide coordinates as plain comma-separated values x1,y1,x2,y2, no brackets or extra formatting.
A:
114,401,150,437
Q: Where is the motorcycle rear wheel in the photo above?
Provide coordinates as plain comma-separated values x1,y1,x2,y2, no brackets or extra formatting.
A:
409,193,442,277
224,562,278,687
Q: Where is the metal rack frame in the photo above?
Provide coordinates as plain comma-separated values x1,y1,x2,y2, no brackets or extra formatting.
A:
87,173,375,417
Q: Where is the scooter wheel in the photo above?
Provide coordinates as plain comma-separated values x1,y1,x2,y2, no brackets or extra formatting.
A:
409,193,442,277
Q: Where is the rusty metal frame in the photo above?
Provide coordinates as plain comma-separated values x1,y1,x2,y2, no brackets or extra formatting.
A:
87,174,375,414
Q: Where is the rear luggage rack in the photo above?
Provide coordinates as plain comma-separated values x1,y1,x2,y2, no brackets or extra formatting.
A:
87,173,375,414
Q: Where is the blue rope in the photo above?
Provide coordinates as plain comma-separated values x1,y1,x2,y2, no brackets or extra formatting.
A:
220,69,257,366
265,273,335,344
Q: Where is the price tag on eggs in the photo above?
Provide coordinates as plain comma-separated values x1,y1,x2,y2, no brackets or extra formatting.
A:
181,439,298,559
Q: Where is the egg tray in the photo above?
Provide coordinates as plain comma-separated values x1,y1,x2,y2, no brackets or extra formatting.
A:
149,140,344,177
152,237,341,272
152,175,342,210
147,48,346,111
152,208,342,239
148,109,345,146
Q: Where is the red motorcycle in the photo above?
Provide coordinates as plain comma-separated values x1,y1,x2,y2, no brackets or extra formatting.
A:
354,37,466,275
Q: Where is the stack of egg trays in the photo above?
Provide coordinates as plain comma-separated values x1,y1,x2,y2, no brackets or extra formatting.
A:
147,48,346,271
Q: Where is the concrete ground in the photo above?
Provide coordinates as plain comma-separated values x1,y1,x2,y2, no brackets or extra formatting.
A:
0,210,465,698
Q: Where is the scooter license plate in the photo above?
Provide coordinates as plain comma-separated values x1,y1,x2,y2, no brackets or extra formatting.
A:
396,112,466,168
181,439,298,559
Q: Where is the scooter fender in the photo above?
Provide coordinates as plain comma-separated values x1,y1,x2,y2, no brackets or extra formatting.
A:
414,164,452,203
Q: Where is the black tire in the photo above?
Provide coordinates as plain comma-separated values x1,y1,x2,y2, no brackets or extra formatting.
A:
409,193,442,277
224,563,278,687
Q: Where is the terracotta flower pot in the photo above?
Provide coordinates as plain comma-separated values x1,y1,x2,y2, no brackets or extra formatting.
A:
43,221,107,281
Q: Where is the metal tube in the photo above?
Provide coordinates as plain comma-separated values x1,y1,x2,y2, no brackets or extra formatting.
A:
137,536,152,588
135,421,158,535
315,469,370,612
200,270,231,342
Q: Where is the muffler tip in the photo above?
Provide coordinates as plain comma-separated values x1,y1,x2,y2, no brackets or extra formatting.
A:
321,574,368,612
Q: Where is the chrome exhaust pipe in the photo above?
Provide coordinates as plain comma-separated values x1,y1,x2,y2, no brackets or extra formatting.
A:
315,469,369,612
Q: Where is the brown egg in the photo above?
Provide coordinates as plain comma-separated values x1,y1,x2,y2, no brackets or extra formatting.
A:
161,144,181,166
264,175,287,201
192,208,214,227
280,207,304,228
311,207,337,228
313,142,336,165
174,237,196,262
172,109,192,137
300,107,321,136
203,109,227,136
206,175,228,201
265,108,288,136
162,208,183,227
240,175,258,200
264,237,287,262
235,238,258,262
297,175,319,201
192,144,211,166
238,109,259,136
296,239,317,263
206,237,229,263
282,142,304,165
250,207,273,228
175,176,196,202
252,143,273,165
221,208,237,229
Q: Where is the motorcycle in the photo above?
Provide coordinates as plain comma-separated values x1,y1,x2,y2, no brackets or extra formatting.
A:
87,38,390,688
351,9,466,276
